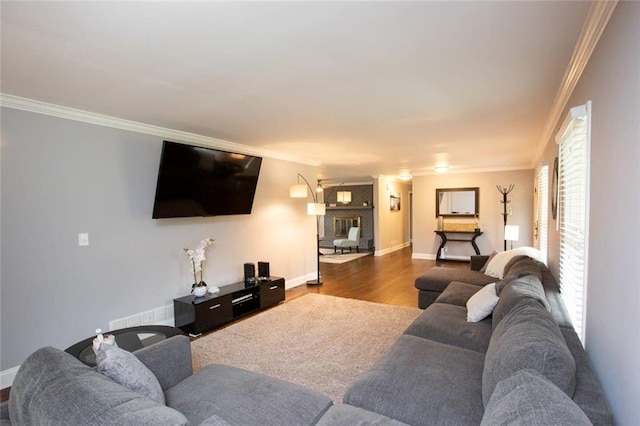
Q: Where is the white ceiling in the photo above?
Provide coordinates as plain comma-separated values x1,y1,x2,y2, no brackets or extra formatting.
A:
1,1,591,180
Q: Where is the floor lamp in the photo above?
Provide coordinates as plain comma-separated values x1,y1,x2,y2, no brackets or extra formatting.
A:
290,173,325,285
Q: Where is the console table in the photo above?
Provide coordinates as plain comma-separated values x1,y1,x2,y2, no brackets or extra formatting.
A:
434,230,483,261
173,277,285,336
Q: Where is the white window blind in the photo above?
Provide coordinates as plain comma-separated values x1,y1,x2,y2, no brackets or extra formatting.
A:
537,164,549,262
556,102,591,342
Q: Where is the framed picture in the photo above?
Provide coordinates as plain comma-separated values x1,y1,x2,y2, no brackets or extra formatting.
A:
390,193,401,211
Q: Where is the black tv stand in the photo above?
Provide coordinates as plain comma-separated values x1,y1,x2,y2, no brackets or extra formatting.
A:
173,277,285,336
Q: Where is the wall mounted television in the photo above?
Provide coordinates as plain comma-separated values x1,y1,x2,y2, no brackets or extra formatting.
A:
152,140,262,219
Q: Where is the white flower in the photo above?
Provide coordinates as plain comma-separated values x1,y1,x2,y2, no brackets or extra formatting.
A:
184,238,215,286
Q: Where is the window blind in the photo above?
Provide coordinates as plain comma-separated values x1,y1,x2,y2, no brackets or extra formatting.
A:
556,102,590,342
537,164,549,262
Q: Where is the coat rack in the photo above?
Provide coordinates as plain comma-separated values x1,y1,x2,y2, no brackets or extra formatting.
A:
497,184,515,251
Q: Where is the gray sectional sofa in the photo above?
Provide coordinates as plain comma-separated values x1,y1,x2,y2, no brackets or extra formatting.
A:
341,254,612,425
1,253,612,425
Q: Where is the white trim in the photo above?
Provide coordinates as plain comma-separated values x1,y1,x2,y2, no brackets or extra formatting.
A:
412,165,532,177
533,0,617,166
374,241,411,257
1,366,19,389
411,253,436,260
555,104,590,144
0,94,320,167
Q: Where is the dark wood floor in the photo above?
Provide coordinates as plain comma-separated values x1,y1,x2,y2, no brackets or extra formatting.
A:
286,245,468,307
0,247,468,403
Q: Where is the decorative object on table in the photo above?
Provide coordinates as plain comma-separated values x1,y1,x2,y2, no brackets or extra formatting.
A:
437,216,444,231
504,225,520,250
390,192,401,211
92,328,115,352
184,237,215,296
496,184,515,250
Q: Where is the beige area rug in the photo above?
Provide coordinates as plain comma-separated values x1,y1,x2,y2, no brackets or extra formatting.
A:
191,293,421,403
318,248,371,264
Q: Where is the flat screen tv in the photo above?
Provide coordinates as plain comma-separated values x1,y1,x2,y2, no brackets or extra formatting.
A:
152,141,262,218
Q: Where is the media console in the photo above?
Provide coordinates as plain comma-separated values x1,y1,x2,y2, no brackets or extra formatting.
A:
173,277,285,336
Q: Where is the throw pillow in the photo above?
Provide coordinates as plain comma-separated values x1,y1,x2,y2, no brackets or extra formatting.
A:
483,247,545,279
95,343,165,404
466,283,499,322
481,369,591,426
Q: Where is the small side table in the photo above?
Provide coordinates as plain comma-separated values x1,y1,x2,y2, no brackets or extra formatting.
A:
434,230,483,261
65,325,185,366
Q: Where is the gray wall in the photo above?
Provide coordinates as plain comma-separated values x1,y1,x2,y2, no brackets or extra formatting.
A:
538,2,640,423
1,107,318,370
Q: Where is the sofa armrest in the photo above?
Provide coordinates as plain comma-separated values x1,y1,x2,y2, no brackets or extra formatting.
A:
470,255,489,271
134,335,193,391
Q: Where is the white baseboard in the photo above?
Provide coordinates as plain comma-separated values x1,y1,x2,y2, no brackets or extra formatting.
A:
1,366,19,389
374,241,410,257
412,253,471,261
412,252,436,260
285,273,319,289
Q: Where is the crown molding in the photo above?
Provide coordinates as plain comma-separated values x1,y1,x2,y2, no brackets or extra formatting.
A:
0,93,321,167
533,0,618,166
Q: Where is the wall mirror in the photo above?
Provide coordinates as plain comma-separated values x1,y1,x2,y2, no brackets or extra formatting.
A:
436,187,479,217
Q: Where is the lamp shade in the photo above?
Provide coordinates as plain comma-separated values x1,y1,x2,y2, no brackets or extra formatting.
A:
307,203,326,216
504,225,520,241
290,184,308,198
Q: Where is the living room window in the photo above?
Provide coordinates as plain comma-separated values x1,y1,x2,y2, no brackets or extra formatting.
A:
556,101,591,343
536,163,549,262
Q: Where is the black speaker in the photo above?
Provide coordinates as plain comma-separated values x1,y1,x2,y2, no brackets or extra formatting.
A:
258,261,270,279
244,263,256,286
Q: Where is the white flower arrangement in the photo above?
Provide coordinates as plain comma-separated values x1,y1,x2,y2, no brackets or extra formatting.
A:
184,238,215,291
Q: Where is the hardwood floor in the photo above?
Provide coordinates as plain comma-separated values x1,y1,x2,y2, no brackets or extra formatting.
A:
286,245,468,308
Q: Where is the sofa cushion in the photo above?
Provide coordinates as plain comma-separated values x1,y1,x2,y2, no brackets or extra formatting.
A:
483,300,576,406
492,275,550,331
96,343,165,404
503,256,542,281
435,281,484,306
344,334,486,425
134,335,193,391
481,369,591,426
165,364,332,426
404,303,492,353
317,404,410,426
415,267,495,293
466,283,499,322
483,247,545,279
9,347,188,426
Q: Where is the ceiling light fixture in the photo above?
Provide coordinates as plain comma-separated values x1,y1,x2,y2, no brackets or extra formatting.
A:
435,166,449,173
